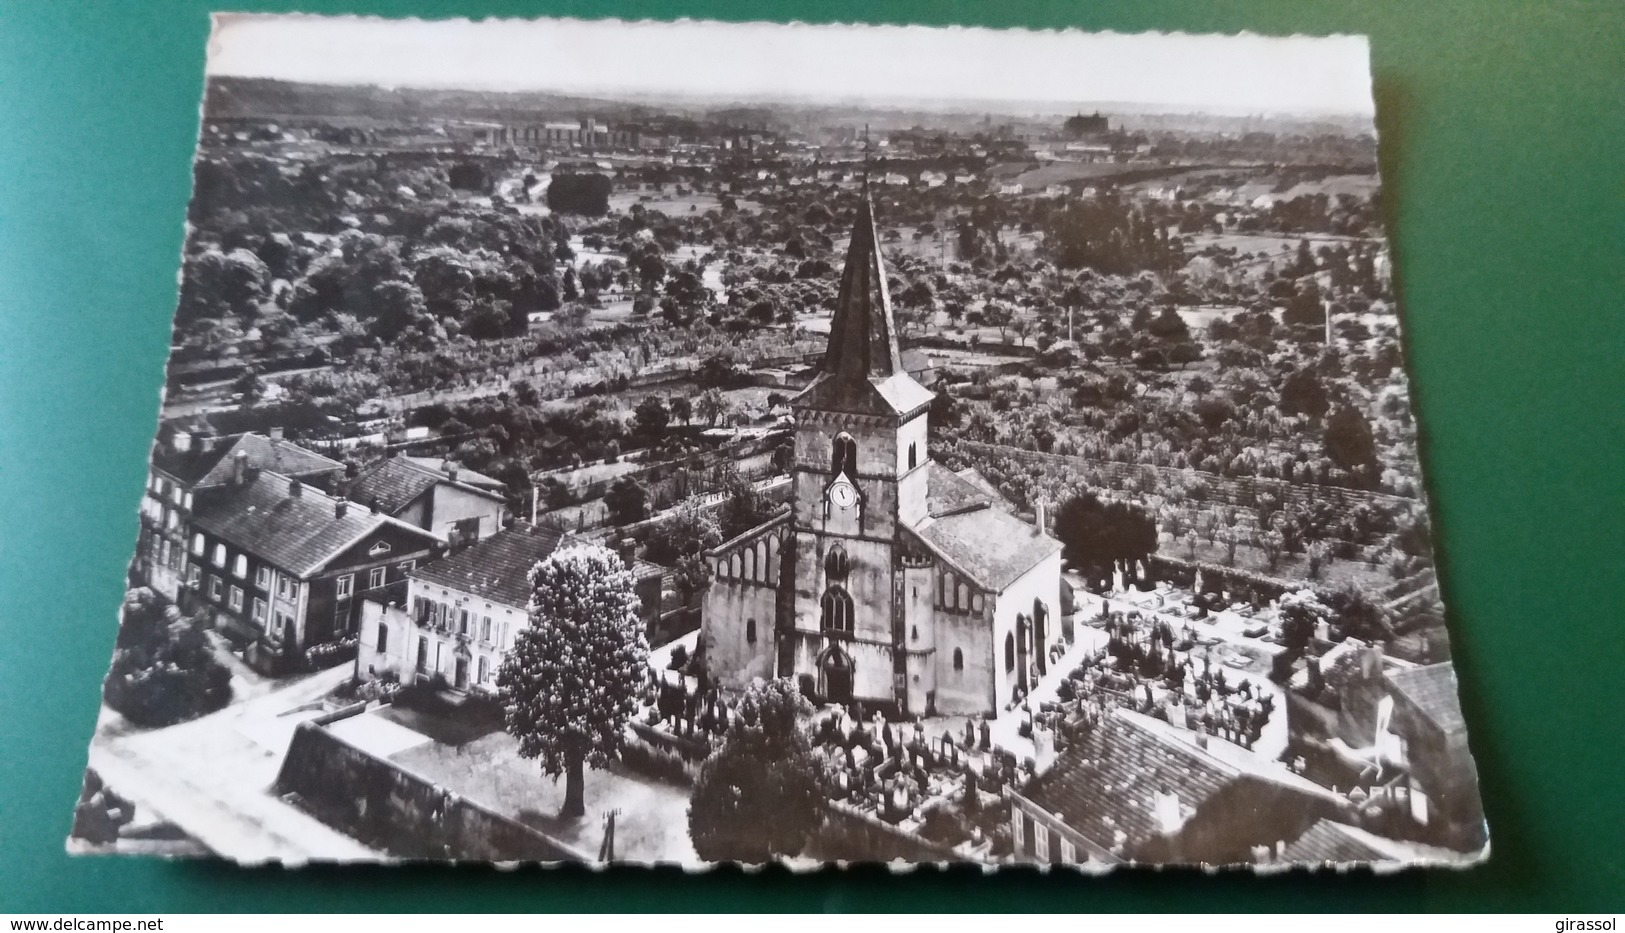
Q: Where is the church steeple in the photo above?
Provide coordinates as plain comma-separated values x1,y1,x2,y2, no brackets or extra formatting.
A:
822,195,903,383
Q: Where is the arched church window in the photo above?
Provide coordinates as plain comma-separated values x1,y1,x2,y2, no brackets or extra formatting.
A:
953,648,964,671
824,544,850,581
1004,633,1016,671
743,547,755,581
821,586,854,635
908,442,918,470
745,618,757,644
957,584,970,612
730,553,741,578
756,542,768,581
831,433,857,477
911,625,919,642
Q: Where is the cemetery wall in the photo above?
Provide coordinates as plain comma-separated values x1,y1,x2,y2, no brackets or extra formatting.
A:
813,800,959,863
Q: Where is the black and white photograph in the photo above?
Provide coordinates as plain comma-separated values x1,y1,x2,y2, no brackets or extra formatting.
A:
72,14,1489,870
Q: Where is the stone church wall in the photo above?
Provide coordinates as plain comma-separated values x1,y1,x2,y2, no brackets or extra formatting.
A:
934,600,996,714
701,575,778,688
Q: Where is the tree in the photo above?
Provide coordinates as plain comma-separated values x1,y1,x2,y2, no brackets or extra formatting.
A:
447,161,492,192
1279,367,1330,419
643,502,721,601
1277,589,1330,655
1325,405,1380,481
717,468,773,539
696,388,728,427
176,248,270,326
1326,584,1394,644
688,678,825,863
497,543,649,819
632,395,671,442
232,364,267,404
1054,490,1157,580
367,278,428,341
1148,305,1191,343
669,395,693,426
545,173,613,215
1283,279,1325,327
604,476,649,526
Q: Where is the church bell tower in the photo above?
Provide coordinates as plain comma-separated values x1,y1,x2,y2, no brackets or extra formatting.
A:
785,196,935,712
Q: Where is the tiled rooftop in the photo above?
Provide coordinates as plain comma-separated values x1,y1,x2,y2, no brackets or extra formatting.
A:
412,523,663,610
1386,662,1468,734
191,470,436,578
152,433,343,489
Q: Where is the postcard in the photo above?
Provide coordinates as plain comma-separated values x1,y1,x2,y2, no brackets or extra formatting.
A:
71,14,1488,870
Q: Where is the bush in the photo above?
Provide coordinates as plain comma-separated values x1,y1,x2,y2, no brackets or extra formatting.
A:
619,739,691,785
103,588,233,728
304,635,358,669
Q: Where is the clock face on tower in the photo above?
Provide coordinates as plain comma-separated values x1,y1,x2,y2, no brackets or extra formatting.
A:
828,477,859,511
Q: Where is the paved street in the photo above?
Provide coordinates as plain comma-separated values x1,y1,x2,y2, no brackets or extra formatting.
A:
85,665,379,864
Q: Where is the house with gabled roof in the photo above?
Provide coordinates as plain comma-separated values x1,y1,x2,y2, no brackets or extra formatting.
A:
184,467,443,674
1008,711,1343,866
1382,662,1484,848
136,428,345,602
347,453,508,546
701,198,1063,716
356,522,664,693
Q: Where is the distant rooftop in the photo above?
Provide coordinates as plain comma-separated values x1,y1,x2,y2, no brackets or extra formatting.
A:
152,432,344,489
348,455,506,516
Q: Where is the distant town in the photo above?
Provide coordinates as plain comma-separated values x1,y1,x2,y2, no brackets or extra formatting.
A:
73,72,1485,869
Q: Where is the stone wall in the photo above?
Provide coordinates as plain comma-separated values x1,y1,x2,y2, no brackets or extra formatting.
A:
812,800,960,864
275,711,591,862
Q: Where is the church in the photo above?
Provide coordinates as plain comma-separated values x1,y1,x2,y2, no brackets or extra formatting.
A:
700,198,1064,717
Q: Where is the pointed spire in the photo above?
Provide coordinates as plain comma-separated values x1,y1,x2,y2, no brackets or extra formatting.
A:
822,195,902,383
861,123,872,193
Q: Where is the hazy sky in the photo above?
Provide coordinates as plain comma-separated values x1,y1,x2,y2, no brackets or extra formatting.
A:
209,15,1375,116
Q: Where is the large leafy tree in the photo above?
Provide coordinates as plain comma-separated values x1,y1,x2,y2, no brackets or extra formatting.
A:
175,247,270,326
496,543,649,819
1054,489,1158,580
688,679,825,863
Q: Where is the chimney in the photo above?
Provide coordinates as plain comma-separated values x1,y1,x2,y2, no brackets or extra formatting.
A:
616,537,636,567
334,499,349,519
1035,501,1047,534
442,459,459,482
231,450,249,485
172,430,193,454
288,477,303,498
268,425,284,441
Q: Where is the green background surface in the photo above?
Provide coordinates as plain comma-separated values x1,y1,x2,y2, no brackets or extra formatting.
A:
1,0,1620,913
